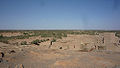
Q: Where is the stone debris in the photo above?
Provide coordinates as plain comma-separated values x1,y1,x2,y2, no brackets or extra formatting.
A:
0,32,120,68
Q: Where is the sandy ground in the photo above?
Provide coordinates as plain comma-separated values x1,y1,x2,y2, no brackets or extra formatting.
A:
0,32,120,68
0,42,120,68
0,32,23,37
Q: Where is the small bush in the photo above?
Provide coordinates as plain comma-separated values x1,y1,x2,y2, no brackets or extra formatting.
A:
41,33,52,37
42,39,46,42
51,38,56,42
0,34,3,39
31,39,40,45
23,32,29,35
21,41,27,45
55,36,62,39
39,40,43,42
63,34,67,37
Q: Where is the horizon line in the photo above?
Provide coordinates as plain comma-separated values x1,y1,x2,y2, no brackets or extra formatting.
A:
0,29,120,31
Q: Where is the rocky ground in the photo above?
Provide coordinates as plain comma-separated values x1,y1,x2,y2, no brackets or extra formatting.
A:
0,42,120,68
0,32,120,68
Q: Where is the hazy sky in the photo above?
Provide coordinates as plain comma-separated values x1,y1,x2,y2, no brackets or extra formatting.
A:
0,0,120,30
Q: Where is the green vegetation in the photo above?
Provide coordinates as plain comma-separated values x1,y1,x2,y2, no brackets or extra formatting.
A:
0,34,9,44
40,31,67,39
23,32,29,35
31,39,40,44
41,33,52,37
51,38,56,42
0,39,9,44
62,33,67,37
0,32,40,44
0,30,120,44
31,39,49,45
21,41,27,45
0,34,3,38
70,31,97,35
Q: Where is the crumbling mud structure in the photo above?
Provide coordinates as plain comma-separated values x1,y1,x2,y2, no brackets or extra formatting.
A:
0,31,120,68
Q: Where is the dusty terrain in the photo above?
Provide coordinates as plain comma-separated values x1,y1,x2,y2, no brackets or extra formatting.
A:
0,30,120,68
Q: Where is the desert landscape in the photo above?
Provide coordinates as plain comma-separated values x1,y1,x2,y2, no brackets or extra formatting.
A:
1,0,120,68
0,30,120,68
